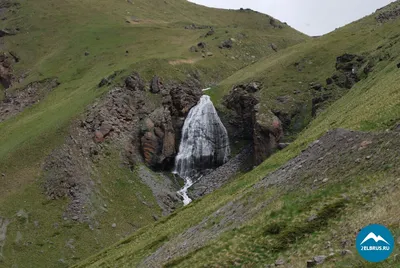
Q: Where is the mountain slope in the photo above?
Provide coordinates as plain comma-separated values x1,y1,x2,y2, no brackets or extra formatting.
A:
74,2,400,267
0,0,308,267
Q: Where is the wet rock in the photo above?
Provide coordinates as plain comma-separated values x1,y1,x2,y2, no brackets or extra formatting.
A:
150,75,162,94
174,96,230,179
219,39,233,49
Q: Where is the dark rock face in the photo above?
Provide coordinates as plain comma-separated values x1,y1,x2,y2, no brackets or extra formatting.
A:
333,53,365,89
223,82,283,165
140,78,202,168
376,7,400,23
150,75,162,94
219,39,233,49
0,78,60,122
223,83,260,139
141,108,176,169
253,109,283,165
312,53,366,117
44,72,197,221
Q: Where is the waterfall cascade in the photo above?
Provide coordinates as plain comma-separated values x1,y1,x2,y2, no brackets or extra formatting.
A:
174,95,230,205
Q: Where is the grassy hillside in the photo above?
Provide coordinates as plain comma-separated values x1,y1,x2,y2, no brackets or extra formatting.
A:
0,0,308,267
75,2,400,267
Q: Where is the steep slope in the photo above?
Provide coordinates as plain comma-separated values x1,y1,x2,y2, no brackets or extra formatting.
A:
75,2,400,267
0,0,308,267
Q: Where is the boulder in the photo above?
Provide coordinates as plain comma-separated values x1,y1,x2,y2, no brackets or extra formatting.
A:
189,46,198,53
150,75,162,94
270,43,278,52
205,28,215,37
219,39,233,49
125,72,145,91
197,42,206,49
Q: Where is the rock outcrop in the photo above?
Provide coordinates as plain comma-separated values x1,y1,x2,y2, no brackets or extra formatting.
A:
253,109,283,165
0,78,60,122
44,72,202,220
150,75,162,93
376,7,400,23
219,39,233,49
312,53,368,117
223,82,283,165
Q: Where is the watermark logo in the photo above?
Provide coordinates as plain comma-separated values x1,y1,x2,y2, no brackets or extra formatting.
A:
356,224,394,263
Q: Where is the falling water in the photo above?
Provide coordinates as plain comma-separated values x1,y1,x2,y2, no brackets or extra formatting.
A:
174,95,230,205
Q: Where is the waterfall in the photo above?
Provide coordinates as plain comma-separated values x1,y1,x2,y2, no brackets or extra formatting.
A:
174,95,230,205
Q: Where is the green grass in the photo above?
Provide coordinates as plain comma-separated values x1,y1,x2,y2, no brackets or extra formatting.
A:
0,0,309,266
73,2,400,267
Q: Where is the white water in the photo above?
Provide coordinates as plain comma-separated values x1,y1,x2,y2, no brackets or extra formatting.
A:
174,95,230,205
